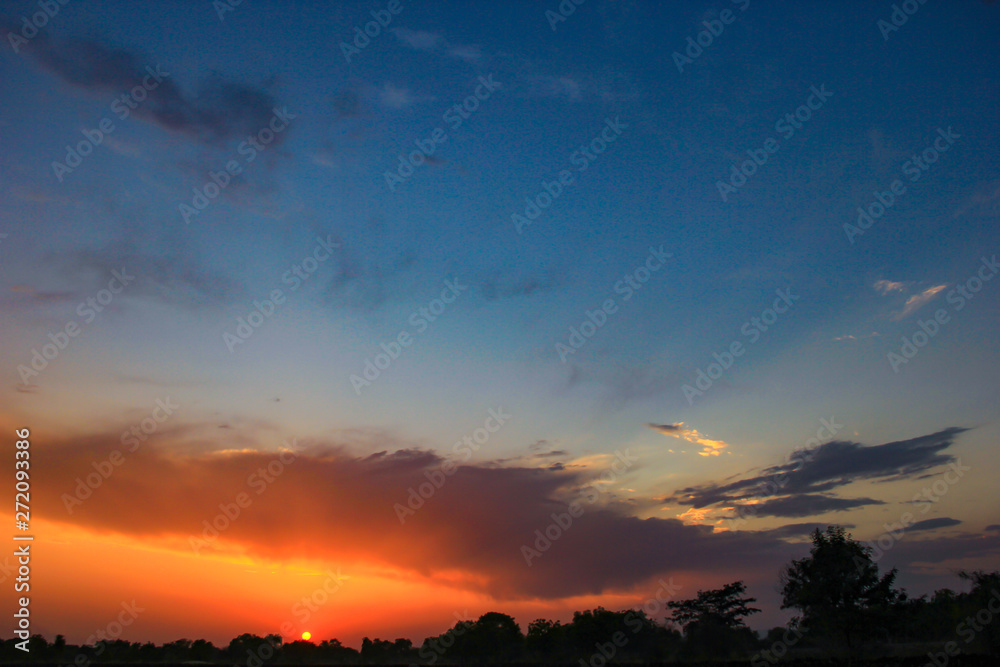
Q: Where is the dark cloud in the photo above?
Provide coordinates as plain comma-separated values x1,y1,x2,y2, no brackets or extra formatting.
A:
564,363,684,411
49,239,245,308
11,29,284,146
648,423,683,434
908,517,962,532
732,494,886,519
758,522,856,539
668,428,968,514
479,274,559,301
35,426,804,600
986,524,1000,532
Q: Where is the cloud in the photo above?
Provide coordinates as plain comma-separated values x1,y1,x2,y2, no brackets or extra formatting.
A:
833,332,880,342
953,177,1000,219
648,423,728,457
35,427,807,600
874,280,907,295
758,522,856,539
526,75,583,101
47,239,246,309
12,29,284,146
377,82,434,109
908,517,962,532
391,28,480,62
666,427,968,517
733,494,885,519
319,242,417,311
448,44,482,62
392,28,442,51
479,274,559,301
893,284,948,320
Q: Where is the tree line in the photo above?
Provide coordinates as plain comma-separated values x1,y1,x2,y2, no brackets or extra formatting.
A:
3,527,998,664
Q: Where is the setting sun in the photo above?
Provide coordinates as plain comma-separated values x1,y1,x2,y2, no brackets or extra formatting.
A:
302,632,312,641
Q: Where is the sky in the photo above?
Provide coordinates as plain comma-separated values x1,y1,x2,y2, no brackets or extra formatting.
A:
1,0,999,649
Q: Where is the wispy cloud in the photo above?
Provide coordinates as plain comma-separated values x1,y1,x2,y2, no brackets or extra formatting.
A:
392,28,480,62
377,82,435,109
894,284,948,320
909,517,962,532
392,27,442,51
648,423,729,457
10,30,286,147
874,279,907,294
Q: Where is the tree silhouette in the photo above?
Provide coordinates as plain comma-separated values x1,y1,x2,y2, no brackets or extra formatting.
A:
780,525,905,659
667,581,760,660
958,569,1000,655
667,580,760,631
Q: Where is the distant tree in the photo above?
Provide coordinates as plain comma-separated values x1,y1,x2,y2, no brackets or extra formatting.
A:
228,633,281,666
444,612,523,662
567,607,665,663
668,581,761,660
668,581,761,631
780,526,906,658
958,570,1000,655
526,618,567,661
282,639,319,664
190,638,217,662
360,637,414,663
316,638,359,663
163,638,193,662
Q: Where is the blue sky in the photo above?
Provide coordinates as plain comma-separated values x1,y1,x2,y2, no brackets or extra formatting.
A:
1,0,999,643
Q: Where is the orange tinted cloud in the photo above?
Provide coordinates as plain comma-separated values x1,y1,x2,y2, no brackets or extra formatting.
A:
33,426,792,602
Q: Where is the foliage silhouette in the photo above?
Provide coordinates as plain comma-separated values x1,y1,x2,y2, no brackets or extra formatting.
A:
2,528,997,665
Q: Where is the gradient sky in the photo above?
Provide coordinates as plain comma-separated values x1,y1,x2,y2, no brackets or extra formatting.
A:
1,0,999,648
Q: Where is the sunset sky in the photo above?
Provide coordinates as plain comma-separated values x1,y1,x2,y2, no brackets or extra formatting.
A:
1,0,999,648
